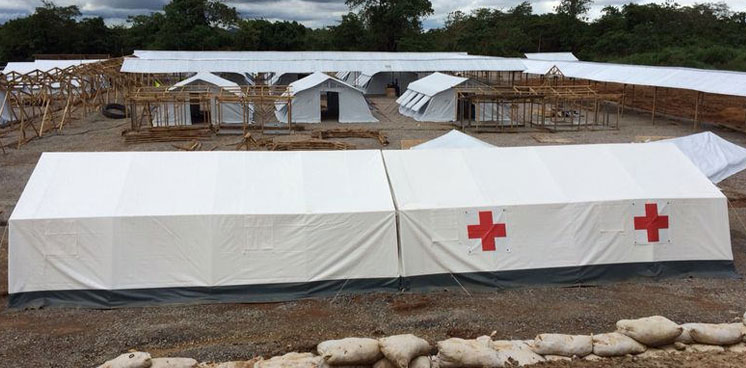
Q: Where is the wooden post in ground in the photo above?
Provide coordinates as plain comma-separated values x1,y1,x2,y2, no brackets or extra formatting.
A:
621,84,626,117
693,91,702,130
652,87,658,124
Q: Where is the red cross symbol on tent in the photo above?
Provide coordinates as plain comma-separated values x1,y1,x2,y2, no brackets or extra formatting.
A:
467,211,506,251
634,203,669,243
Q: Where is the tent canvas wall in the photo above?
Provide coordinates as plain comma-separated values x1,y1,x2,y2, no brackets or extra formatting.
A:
9,151,399,308
357,72,419,95
275,72,378,123
382,143,734,289
397,72,472,122
0,89,15,125
171,72,250,125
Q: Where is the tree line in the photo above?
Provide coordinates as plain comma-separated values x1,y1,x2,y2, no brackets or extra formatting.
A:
2,0,746,71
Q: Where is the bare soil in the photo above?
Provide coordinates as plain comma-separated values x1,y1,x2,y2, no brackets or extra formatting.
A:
1,97,746,367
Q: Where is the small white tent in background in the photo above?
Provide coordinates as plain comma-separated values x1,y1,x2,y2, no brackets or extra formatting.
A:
355,72,419,95
169,72,251,126
275,72,378,124
411,130,495,150
654,131,746,183
397,72,468,122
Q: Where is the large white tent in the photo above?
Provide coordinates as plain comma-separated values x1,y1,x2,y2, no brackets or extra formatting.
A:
397,72,471,122
275,72,378,123
383,143,734,288
354,72,420,95
9,151,399,308
170,72,250,126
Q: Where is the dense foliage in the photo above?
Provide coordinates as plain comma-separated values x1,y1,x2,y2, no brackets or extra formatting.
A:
2,0,746,71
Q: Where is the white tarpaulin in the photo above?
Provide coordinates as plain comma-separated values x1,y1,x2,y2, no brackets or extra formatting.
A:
411,130,495,150
0,89,15,124
383,143,733,287
524,52,579,61
397,72,469,122
9,151,399,307
275,72,377,123
656,132,746,183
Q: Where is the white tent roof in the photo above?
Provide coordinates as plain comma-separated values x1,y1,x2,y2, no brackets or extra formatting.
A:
655,132,746,183
121,54,526,75
522,59,746,97
2,59,101,75
169,72,239,90
405,72,468,97
411,130,495,150
384,143,723,210
524,52,579,61
133,50,472,60
288,72,363,94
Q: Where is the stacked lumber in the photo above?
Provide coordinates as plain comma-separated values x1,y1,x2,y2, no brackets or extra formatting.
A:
269,139,355,151
122,126,211,144
311,128,389,145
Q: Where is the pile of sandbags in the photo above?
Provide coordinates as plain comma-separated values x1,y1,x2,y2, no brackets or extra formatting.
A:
96,311,746,368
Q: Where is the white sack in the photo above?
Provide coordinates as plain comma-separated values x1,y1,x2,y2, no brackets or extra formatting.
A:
198,361,257,368
616,316,682,346
685,344,725,353
635,348,668,359
372,358,394,368
688,323,744,345
674,323,696,344
726,342,746,353
592,332,647,357
254,353,324,368
409,356,430,368
151,358,198,368
489,340,544,366
435,338,507,368
98,352,152,368
531,334,593,357
583,354,603,361
542,355,570,362
378,334,430,368
317,338,382,365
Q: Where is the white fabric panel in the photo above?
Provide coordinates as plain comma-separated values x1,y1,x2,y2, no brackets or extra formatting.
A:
399,91,419,107
170,72,238,89
522,60,746,97
411,95,430,111
151,103,192,126
419,89,457,122
382,144,731,278
411,130,494,150
524,52,579,61
9,151,398,294
406,72,467,97
212,100,251,125
405,94,426,109
656,132,746,183
0,90,15,124
362,72,419,95
275,72,375,123
395,90,413,104
121,57,526,75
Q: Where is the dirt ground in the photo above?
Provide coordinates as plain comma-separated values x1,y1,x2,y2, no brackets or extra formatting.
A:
1,97,746,367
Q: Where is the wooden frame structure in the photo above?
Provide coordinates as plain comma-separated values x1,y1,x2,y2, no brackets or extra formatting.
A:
456,84,623,132
0,58,131,148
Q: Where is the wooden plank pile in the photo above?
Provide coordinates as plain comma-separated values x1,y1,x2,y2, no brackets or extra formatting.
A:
311,128,389,146
269,138,355,151
122,126,212,144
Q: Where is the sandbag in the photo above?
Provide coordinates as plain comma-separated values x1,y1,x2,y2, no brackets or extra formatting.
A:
372,359,394,368
583,354,603,361
151,358,198,368
378,334,430,368
98,352,153,368
197,361,258,368
531,334,593,357
635,348,668,359
592,332,647,357
726,342,746,353
489,340,544,366
254,352,325,368
685,344,725,353
435,338,508,368
688,323,743,345
616,316,682,346
674,323,697,344
409,356,430,368
542,355,570,362
318,338,382,365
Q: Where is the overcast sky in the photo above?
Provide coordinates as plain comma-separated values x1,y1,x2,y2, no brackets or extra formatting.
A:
1,0,745,29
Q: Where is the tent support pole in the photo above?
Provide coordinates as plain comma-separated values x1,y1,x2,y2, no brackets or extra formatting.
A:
693,91,702,130
652,87,658,124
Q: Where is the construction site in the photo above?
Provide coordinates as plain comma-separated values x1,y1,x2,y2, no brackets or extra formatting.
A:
2,52,746,367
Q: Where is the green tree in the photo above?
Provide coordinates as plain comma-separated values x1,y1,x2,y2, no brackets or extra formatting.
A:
345,0,434,51
555,0,593,19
